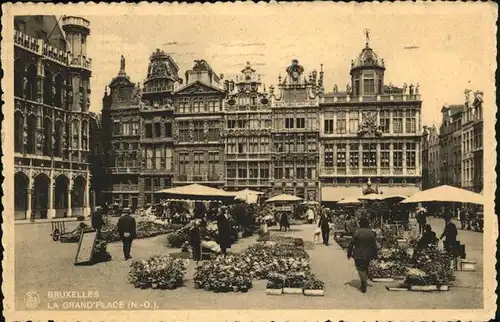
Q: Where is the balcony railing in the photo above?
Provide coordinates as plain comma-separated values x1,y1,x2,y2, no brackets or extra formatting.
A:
322,93,422,104
319,167,418,176
226,179,271,187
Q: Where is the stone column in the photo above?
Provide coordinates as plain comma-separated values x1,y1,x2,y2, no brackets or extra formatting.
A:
403,142,407,175
376,143,381,175
26,188,33,220
389,111,393,134
67,176,73,217
84,172,91,217
402,109,407,133
48,171,56,218
358,142,363,174
389,143,394,176
416,142,420,176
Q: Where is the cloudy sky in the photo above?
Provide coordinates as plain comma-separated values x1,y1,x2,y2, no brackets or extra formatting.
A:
79,2,495,126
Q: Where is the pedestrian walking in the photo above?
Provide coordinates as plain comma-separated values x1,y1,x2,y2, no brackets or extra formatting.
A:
117,212,137,261
416,224,438,252
347,217,378,293
189,219,202,266
318,211,330,246
440,213,459,270
216,208,231,257
279,212,290,232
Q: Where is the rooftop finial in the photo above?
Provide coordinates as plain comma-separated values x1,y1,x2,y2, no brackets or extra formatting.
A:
118,54,127,77
364,28,370,47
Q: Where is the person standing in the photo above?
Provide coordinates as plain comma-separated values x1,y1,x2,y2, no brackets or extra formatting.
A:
347,217,378,293
306,207,315,224
440,214,458,254
189,219,202,266
117,212,137,261
216,208,231,257
318,211,330,246
416,208,427,236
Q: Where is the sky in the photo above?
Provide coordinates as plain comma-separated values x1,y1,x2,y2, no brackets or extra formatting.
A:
79,3,495,126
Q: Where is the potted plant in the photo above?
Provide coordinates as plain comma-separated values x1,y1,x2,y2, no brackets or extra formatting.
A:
303,276,325,296
283,272,306,294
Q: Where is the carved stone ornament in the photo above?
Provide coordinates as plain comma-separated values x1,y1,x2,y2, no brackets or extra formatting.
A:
358,111,381,137
23,130,29,145
286,59,304,81
36,132,45,148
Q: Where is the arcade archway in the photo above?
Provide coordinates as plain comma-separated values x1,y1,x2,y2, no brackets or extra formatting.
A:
33,173,50,219
14,172,29,220
54,175,69,218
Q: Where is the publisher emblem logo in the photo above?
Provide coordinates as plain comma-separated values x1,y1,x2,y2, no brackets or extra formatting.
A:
24,291,40,309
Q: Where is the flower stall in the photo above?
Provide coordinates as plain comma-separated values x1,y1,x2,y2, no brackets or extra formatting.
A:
193,254,253,293
128,254,188,290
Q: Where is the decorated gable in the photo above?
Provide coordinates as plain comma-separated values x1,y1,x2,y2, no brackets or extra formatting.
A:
174,81,225,96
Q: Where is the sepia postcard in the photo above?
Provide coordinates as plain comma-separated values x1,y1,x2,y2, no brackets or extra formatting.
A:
1,2,498,321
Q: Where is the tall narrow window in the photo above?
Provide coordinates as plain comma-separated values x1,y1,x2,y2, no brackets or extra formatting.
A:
406,142,416,168
194,121,204,141
362,143,377,173
324,119,334,134
349,111,359,133
179,122,189,142
380,143,390,170
285,118,294,129
380,111,390,133
393,110,403,134
349,143,359,171
324,144,334,167
336,112,346,134
145,123,153,138
363,73,375,95
393,143,404,172
405,109,416,133
193,152,203,175
337,144,346,171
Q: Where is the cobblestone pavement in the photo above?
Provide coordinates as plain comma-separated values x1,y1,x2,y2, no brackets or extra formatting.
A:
15,217,483,310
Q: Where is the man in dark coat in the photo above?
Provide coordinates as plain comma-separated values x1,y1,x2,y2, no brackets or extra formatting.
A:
117,212,137,261
440,215,458,255
347,217,378,293
216,209,231,257
318,211,330,246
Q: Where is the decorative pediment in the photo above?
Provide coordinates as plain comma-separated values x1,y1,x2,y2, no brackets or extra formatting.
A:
174,81,224,95
109,76,133,89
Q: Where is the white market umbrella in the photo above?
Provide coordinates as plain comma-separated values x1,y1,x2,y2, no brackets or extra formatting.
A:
265,194,303,203
400,185,484,205
156,183,236,202
337,197,362,205
381,194,409,201
359,193,384,201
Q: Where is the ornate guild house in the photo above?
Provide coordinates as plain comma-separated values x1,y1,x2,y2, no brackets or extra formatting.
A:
172,59,226,189
268,59,323,201
97,31,425,210
320,33,423,201
14,15,94,220
224,62,272,193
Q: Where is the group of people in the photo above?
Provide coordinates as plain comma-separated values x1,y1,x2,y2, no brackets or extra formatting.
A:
346,206,463,294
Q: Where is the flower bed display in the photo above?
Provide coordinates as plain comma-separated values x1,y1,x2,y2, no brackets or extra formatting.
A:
97,222,183,243
405,245,453,287
241,243,310,280
193,254,253,293
303,275,325,296
128,254,187,290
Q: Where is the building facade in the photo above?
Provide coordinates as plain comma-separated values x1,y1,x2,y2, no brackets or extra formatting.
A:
439,104,463,187
319,37,423,201
101,56,142,210
172,60,226,189
421,124,440,189
461,90,484,193
268,59,323,200
14,15,93,220
139,49,181,206
223,62,272,194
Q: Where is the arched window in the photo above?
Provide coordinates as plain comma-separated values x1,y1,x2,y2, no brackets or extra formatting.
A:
54,74,64,108
43,68,53,106
14,112,24,153
14,59,25,97
26,65,37,101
